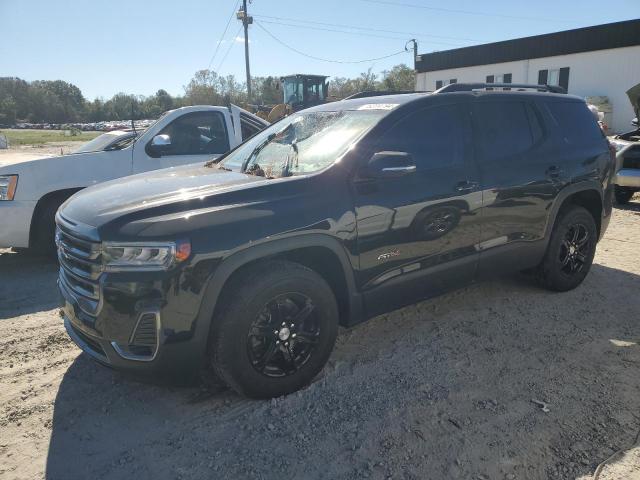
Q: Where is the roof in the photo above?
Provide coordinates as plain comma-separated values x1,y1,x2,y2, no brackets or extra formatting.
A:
281,74,329,80
416,19,640,73
308,92,429,112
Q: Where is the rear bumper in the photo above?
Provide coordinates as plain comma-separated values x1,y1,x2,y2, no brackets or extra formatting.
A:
614,169,640,189
0,200,36,248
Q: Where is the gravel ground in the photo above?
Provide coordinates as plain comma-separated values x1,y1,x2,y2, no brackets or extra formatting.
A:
1,202,639,480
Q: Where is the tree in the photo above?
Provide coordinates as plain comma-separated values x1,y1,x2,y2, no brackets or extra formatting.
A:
380,64,415,91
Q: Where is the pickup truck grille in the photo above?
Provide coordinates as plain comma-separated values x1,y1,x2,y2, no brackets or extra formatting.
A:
56,227,102,303
622,145,640,170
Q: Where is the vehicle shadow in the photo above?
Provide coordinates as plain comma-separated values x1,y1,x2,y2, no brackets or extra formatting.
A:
0,248,59,319
615,199,640,213
44,263,640,480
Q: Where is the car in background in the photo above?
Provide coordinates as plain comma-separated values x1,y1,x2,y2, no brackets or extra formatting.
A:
0,104,268,253
609,83,640,204
72,130,139,154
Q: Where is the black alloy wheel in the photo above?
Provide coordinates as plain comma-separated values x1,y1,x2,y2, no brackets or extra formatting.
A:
247,293,320,377
538,205,597,292
558,223,590,276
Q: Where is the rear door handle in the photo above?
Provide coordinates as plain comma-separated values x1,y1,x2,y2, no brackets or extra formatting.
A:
455,181,479,193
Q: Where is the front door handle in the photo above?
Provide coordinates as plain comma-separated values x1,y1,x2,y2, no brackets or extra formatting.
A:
545,165,564,178
455,181,479,193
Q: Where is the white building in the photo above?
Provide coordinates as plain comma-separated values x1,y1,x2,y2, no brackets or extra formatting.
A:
415,20,640,133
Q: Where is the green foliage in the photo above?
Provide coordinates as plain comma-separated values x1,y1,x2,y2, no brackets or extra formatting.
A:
0,129,100,146
0,64,416,124
329,64,416,99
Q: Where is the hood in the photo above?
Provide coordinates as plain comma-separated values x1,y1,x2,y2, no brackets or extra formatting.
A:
60,163,267,228
0,151,55,168
627,83,640,120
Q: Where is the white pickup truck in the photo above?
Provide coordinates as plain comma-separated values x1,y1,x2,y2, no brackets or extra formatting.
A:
0,105,268,252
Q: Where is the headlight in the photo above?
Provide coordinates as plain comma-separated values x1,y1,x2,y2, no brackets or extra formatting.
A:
0,175,18,201
102,240,191,271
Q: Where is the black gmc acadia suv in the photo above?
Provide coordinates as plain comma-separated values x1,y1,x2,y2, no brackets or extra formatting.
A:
57,84,615,398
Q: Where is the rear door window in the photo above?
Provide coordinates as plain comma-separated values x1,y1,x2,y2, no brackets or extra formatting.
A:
545,101,603,147
473,101,536,161
375,104,467,170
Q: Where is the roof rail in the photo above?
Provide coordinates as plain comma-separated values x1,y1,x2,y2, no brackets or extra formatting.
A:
435,83,566,94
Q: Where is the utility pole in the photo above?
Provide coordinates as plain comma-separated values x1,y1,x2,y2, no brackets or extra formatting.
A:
409,39,418,70
237,0,253,102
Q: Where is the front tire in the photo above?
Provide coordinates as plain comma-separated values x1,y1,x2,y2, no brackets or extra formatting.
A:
209,261,339,399
537,205,597,292
32,198,65,256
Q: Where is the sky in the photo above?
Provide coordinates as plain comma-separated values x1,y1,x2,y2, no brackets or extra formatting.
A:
1,0,639,100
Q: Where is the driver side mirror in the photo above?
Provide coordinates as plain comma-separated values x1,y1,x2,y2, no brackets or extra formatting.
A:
146,134,171,158
361,151,416,178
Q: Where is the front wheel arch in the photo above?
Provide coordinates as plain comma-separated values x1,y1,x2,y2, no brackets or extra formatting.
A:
29,188,83,250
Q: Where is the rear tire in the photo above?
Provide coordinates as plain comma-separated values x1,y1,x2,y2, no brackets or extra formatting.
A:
209,260,339,399
537,205,597,292
614,186,634,205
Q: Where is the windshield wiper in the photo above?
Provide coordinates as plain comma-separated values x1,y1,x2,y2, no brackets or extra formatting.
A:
242,133,276,172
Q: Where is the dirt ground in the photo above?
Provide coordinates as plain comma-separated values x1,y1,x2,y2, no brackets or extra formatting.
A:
1,202,639,480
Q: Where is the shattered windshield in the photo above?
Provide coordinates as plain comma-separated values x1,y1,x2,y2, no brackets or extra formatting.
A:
218,110,385,178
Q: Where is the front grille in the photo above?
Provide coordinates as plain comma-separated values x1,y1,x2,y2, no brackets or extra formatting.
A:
622,145,640,170
56,227,102,308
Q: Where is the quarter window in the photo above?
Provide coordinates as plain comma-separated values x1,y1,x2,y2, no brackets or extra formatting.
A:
376,104,466,170
156,111,229,156
545,101,603,147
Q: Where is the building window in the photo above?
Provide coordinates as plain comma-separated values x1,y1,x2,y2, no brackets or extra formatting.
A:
486,74,512,84
435,79,456,89
538,68,570,91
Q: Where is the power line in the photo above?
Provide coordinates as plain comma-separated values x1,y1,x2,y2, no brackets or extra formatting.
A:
207,0,241,70
256,18,470,47
360,0,575,23
255,21,410,64
252,13,485,43
215,25,243,73
257,18,466,47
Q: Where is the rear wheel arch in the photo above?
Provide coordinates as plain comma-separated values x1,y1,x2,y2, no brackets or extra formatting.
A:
546,183,603,240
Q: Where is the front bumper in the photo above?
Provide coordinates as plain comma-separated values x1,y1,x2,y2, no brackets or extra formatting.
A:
56,213,210,380
614,169,640,189
60,274,208,380
0,200,37,248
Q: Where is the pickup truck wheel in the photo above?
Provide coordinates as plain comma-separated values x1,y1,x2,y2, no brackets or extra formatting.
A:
614,186,634,205
209,261,339,399
537,205,597,292
32,198,64,256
